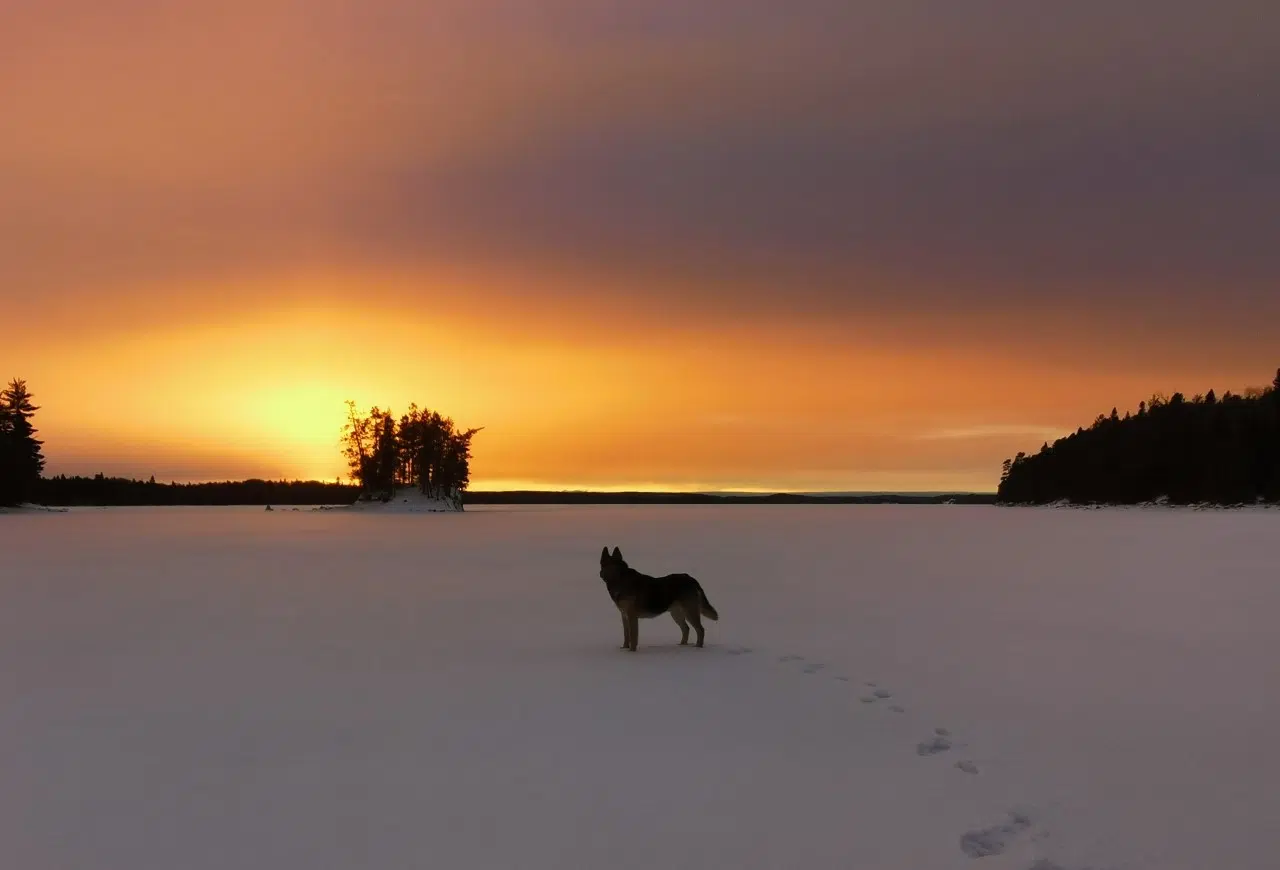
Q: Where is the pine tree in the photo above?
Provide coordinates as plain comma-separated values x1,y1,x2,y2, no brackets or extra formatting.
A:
373,411,399,497
0,401,14,506
0,379,45,506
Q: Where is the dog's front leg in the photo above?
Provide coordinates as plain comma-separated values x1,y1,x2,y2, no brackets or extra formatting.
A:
627,613,639,651
619,612,630,649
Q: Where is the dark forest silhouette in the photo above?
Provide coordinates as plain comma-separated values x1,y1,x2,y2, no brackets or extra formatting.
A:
999,367,1280,505
35,475,358,507
341,402,482,508
0,379,45,506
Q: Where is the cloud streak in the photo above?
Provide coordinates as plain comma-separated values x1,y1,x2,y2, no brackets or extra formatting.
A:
918,426,1071,443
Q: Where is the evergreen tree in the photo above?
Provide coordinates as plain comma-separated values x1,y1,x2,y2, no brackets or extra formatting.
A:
373,411,399,497
0,401,14,506
0,379,45,506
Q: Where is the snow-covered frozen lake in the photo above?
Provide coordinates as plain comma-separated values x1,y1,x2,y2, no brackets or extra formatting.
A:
3,505,1277,869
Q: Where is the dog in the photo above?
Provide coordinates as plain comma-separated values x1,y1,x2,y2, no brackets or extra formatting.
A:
598,546,719,651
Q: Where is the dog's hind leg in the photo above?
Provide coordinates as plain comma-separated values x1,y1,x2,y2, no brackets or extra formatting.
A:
670,605,690,645
688,606,706,648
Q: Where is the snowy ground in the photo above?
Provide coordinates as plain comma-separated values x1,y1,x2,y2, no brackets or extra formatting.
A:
2,505,1277,869
340,487,462,513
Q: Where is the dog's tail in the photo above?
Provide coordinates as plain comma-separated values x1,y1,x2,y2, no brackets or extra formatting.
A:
699,585,719,621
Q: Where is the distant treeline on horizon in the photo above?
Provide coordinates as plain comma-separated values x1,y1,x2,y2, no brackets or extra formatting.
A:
36,475,360,506
999,366,1280,505
31,475,995,507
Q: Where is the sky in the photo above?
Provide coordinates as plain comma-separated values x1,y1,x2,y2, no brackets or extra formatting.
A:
3,1,1279,491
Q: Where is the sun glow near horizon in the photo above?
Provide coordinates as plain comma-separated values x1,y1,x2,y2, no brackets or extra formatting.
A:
18,292,1270,494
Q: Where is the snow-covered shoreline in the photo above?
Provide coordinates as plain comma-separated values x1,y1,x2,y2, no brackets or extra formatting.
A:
0,503,68,513
340,487,463,513
1000,497,1280,511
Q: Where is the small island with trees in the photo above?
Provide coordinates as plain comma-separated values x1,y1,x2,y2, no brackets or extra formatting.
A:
339,402,482,511
998,367,1280,506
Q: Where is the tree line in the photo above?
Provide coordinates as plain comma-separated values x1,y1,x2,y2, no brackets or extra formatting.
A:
341,402,482,507
0,379,45,506
35,475,358,507
999,367,1280,505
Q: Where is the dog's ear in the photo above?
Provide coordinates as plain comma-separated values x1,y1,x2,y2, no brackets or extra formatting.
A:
601,546,610,563
611,546,623,561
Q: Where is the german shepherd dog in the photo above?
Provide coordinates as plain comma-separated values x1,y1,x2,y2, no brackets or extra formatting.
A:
599,546,719,651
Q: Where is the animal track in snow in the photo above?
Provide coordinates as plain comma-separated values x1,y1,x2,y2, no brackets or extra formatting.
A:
954,760,980,775
916,734,953,756
777,654,804,663
723,646,754,656
888,705,905,713
858,686,893,703
802,663,826,674
959,811,1033,858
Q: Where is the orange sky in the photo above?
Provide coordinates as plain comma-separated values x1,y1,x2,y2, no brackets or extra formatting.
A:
11,266,1276,492
4,2,1278,491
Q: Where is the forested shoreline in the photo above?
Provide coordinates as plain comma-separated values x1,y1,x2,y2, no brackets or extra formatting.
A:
999,367,1280,505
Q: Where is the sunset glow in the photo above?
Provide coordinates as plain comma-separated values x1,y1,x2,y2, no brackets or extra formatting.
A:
5,2,1277,491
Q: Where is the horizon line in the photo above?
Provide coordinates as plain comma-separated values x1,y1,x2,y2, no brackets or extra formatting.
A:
39,474,996,497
